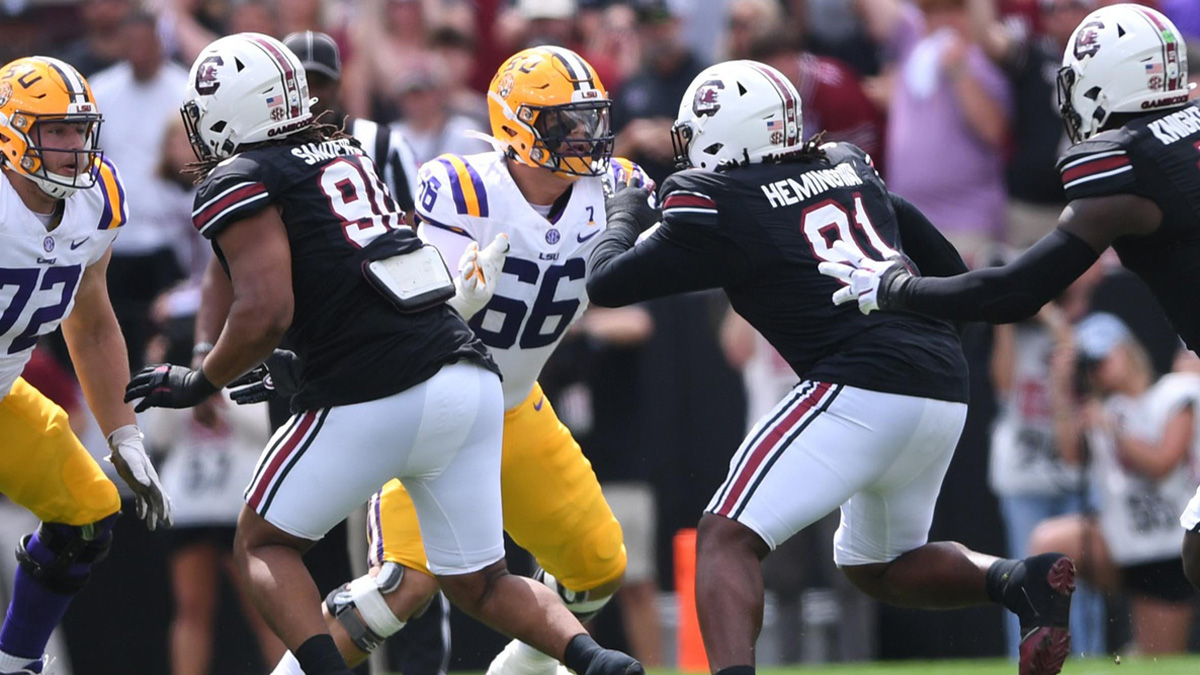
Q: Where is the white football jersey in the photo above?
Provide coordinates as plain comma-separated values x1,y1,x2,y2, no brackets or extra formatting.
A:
1092,373,1200,565
0,160,126,398
417,151,650,409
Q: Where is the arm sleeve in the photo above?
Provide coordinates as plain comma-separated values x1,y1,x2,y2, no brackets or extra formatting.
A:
418,224,474,278
586,217,753,308
889,193,968,278
892,228,1099,323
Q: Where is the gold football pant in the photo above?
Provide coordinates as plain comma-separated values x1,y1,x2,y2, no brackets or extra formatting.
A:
0,378,120,525
368,383,625,591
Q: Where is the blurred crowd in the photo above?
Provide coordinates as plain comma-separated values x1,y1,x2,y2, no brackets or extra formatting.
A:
3,0,1200,673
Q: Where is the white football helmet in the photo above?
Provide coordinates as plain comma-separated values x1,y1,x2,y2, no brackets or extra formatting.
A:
1058,4,1193,144
671,60,804,171
181,33,313,161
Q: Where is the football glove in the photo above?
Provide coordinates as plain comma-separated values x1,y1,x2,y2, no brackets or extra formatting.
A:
227,349,302,405
106,425,173,530
604,186,659,234
816,240,912,315
124,364,219,412
448,233,509,320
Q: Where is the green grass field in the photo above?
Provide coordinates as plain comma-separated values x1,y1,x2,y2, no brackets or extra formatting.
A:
645,657,1200,675
403,658,1200,675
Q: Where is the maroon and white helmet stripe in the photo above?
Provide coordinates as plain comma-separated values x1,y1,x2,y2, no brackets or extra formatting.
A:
1134,6,1184,92
747,62,800,147
245,34,302,118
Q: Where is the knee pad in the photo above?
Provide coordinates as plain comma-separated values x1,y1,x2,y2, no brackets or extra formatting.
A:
15,515,117,595
535,568,613,623
325,561,407,653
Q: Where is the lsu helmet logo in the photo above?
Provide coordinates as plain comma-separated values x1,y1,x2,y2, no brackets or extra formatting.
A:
1073,20,1104,60
0,82,11,108
195,55,224,95
692,79,724,118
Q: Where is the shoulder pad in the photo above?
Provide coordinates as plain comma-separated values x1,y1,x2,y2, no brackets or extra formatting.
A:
192,153,272,239
420,153,490,220
1057,135,1136,202
93,157,128,231
660,170,725,227
822,141,873,169
608,157,656,193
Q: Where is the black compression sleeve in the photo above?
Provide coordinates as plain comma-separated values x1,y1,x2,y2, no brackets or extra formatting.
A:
889,193,969,278
586,219,747,307
891,228,1099,323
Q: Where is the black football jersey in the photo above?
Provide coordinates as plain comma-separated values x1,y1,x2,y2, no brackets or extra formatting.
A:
193,137,495,411
595,143,968,403
1057,100,1200,352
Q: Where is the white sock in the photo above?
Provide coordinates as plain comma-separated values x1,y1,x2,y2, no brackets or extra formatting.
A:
0,650,40,673
270,650,305,675
514,639,556,665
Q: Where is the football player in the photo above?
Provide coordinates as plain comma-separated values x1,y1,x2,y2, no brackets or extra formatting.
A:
281,31,420,220
0,56,172,674
587,60,1076,675
262,45,650,675
124,33,641,675
814,5,1200,594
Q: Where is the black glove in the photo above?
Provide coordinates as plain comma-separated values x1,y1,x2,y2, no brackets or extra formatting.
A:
124,364,219,412
604,186,660,234
226,349,302,405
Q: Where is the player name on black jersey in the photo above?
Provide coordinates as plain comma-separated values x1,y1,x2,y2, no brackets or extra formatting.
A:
290,137,363,165
760,163,864,208
1147,105,1200,145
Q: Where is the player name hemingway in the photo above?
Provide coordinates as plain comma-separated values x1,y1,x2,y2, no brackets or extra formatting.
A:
760,163,863,208
1147,105,1200,145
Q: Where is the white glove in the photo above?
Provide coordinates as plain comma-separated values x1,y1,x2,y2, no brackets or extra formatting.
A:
816,240,910,315
448,233,510,319
106,425,173,530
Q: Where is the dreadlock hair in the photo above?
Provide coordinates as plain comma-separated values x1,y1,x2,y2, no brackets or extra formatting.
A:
762,130,829,165
185,110,353,181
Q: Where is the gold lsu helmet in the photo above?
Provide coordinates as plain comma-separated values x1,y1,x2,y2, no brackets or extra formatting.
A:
488,46,613,177
0,56,103,199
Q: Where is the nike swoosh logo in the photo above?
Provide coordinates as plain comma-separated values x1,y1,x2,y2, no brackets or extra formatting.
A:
70,237,90,250
533,397,544,411
577,230,600,243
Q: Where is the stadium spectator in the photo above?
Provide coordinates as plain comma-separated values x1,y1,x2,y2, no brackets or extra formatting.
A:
140,301,284,675
858,0,1013,264
89,11,190,370
724,0,786,60
988,262,1107,657
53,0,133,76
966,0,1098,249
612,0,707,184
748,28,887,170
391,59,491,164
1031,314,1200,654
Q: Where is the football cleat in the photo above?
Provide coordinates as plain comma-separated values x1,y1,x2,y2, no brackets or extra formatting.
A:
1016,554,1076,675
487,639,570,675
